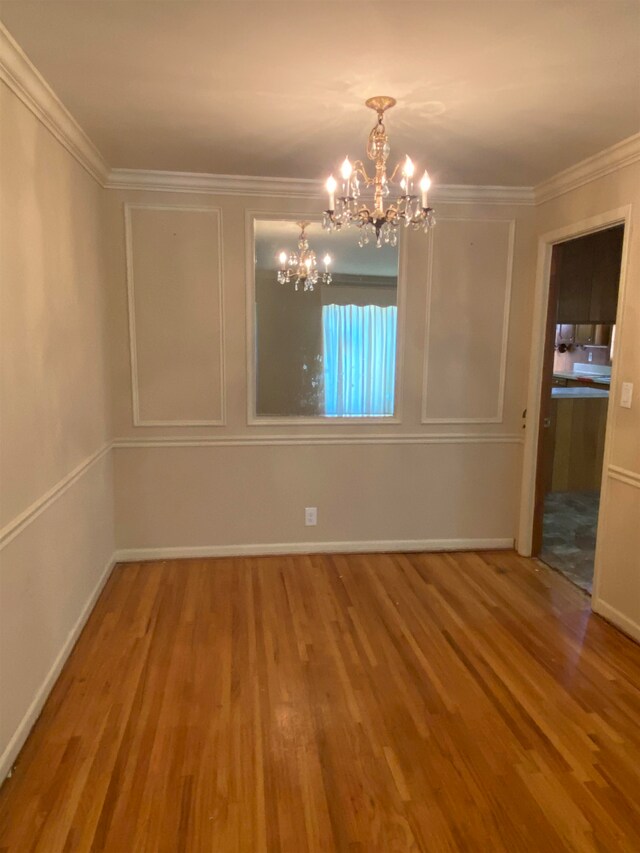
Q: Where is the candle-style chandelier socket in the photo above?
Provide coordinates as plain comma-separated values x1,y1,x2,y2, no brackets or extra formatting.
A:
277,221,332,291
323,96,435,247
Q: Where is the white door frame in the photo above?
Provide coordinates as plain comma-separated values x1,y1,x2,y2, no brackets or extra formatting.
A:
517,205,633,603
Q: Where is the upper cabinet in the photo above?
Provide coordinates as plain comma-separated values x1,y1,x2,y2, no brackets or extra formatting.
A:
589,226,624,323
555,224,623,324
556,236,594,322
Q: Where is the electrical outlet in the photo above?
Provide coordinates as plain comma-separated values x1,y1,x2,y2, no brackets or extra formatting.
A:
588,351,593,363
620,382,633,409
305,507,317,526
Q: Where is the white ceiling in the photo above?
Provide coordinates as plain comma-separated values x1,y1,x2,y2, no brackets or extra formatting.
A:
1,1,639,186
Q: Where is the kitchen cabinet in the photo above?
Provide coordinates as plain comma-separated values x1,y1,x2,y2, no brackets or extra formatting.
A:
574,323,595,345
545,396,608,493
555,224,623,324
556,236,594,322
589,226,623,322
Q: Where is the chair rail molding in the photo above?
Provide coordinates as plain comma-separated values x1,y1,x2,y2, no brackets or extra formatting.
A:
112,434,524,448
607,465,640,490
0,442,112,549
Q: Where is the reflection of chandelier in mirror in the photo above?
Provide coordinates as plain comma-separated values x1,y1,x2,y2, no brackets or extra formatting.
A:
277,221,332,291
323,97,435,247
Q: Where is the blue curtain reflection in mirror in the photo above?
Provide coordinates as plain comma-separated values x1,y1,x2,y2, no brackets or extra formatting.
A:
323,304,397,416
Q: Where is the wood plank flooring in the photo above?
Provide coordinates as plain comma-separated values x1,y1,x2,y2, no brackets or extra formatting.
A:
1,550,640,852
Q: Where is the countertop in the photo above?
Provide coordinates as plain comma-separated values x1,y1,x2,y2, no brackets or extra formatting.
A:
552,386,609,399
553,371,610,386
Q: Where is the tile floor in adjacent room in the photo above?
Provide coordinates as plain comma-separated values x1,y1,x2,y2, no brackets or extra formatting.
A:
540,490,600,593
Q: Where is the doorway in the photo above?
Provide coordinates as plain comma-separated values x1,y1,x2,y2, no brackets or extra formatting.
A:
531,224,624,593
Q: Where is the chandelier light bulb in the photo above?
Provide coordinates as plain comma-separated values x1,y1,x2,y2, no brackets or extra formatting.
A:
403,155,415,178
420,171,431,207
340,157,353,181
278,251,288,267
326,175,337,209
323,253,332,268
304,257,312,270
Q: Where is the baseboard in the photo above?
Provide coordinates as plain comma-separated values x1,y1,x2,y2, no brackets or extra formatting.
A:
115,538,514,562
592,597,640,644
0,552,116,783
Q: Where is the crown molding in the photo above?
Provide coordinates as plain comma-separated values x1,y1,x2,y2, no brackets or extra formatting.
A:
0,23,108,185
535,132,640,205
106,167,535,204
431,185,535,205
106,169,323,198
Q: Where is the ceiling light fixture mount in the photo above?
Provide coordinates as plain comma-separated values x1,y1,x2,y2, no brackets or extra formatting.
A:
323,97,435,247
277,221,332,291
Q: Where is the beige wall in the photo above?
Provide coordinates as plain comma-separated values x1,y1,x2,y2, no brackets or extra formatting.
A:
106,189,537,552
531,160,640,638
0,82,115,775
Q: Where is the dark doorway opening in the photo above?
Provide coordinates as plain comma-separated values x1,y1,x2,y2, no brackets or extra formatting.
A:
533,224,624,593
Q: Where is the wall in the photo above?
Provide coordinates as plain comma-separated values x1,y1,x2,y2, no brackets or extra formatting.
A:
0,81,114,777
106,190,536,555
528,158,640,639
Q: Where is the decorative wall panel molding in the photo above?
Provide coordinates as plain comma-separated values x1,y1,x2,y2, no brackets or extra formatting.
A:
124,204,226,426
422,218,515,424
0,23,108,184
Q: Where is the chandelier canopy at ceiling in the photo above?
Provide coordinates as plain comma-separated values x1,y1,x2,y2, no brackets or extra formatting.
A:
276,221,332,291
323,96,435,247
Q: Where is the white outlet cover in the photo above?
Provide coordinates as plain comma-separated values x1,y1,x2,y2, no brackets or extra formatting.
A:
620,382,633,409
305,507,317,526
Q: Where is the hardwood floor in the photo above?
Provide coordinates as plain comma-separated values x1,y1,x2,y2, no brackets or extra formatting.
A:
1,551,640,852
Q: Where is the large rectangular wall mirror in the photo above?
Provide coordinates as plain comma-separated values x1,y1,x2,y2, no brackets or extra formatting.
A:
251,217,400,420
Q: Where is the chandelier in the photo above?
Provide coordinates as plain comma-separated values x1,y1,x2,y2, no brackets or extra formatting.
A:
277,221,332,291
323,96,435,247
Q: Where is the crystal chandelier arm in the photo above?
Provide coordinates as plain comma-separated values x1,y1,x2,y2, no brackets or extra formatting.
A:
352,160,374,185
387,161,404,186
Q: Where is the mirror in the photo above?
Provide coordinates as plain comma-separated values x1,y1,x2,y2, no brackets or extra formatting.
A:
252,218,399,419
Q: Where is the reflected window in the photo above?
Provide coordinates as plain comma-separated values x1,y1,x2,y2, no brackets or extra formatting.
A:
253,218,399,419
323,305,397,416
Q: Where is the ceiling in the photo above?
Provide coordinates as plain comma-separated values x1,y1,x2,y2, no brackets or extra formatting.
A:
1,1,639,186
